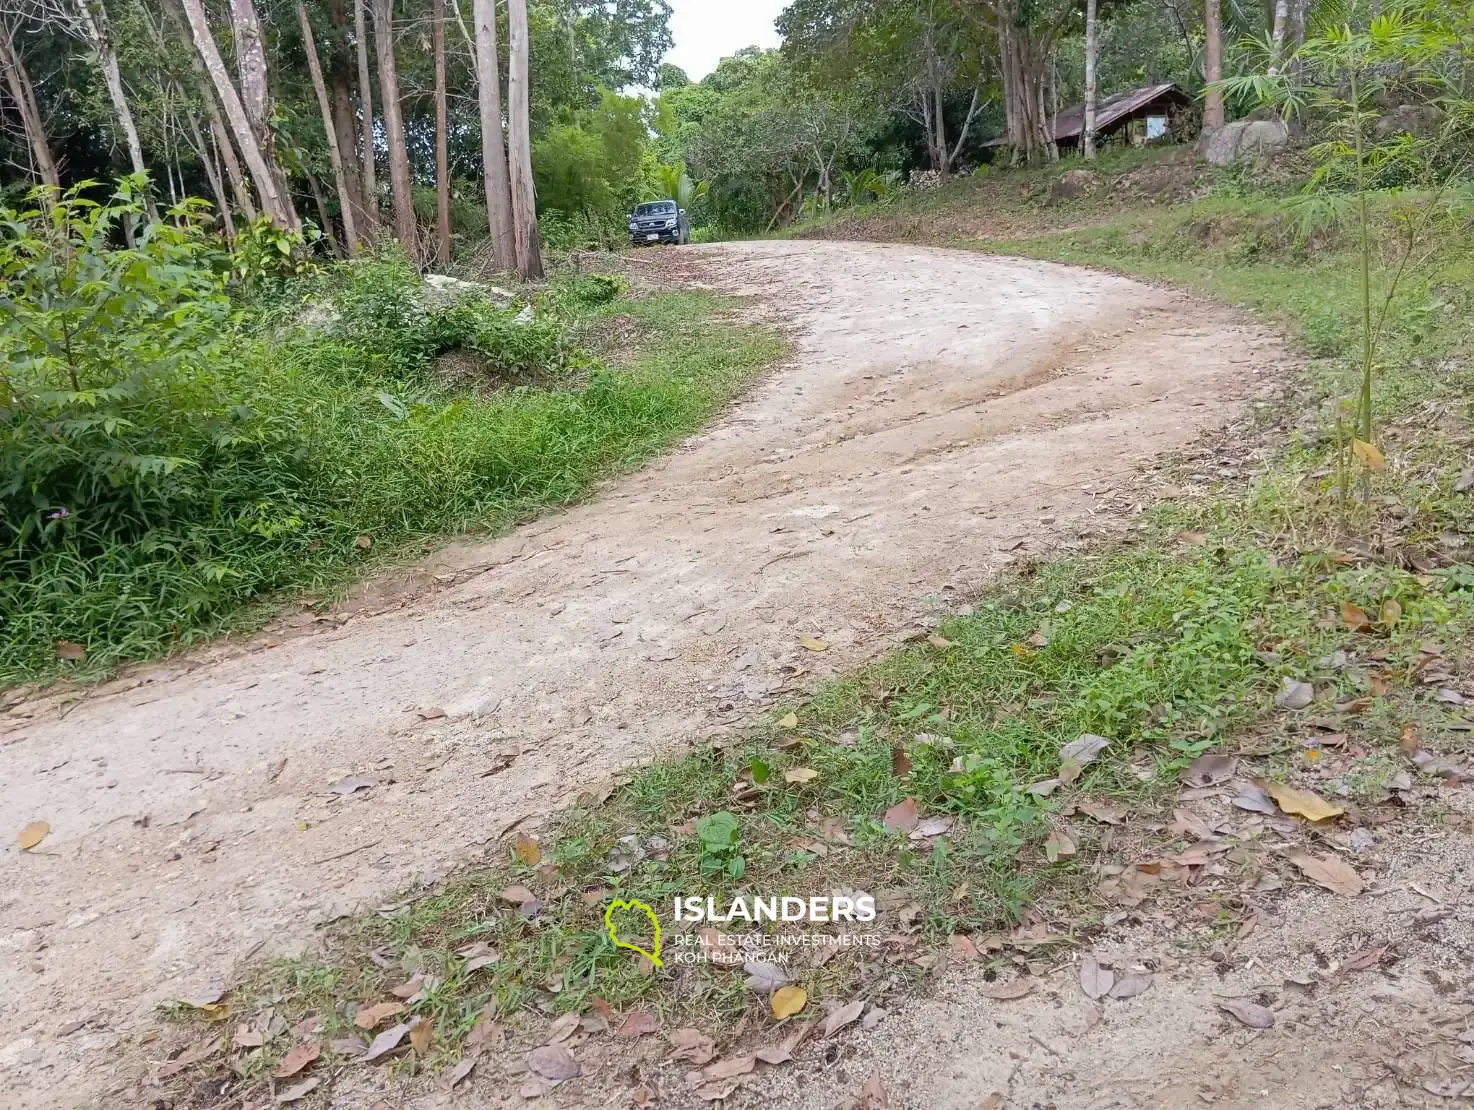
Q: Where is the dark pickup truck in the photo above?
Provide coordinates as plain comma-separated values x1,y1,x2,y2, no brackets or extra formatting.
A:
628,200,691,246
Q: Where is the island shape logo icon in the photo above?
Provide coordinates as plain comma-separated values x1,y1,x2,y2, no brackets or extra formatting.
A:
604,898,663,967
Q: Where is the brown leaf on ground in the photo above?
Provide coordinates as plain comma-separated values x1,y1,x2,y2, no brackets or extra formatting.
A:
1264,780,1344,821
155,1036,224,1078
1182,753,1235,787
777,712,798,729
927,634,954,649
1044,827,1075,862
1351,438,1385,473
361,1023,410,1063
1078,800,1125,825
546,1012,581,1044
785,766,820,784
409,1017,434,1056
1381,599,1402,627
1342,601,1372,632
1343,943,1389,971
275,1077,321,1103
1218,998,1275,1028
703,1055,757,1081
1179,530,1208,546
1079,954,1114,1001
949,934,979,960
54,640,87,661
823,999,865,1038
667,1027,717,1065
857,1071,890,1109
1276,678,1314,710
274,1041,320,1078
17,821,48,851
799,636,828,652
1234,781,1278,815
1058,733,1110,784
882,797,920,832
514,831,542,866
983,978,1034,1001
500,884,537,905
771,985,807,1019
441,1056,477,1091
891,746,913,777
353,1001,405,1030
616,1012,660,1038
1108,972,1153,1000
527,1044,581,1081
387,975,424,999
754,1042,793,1065
1288,849,1364,896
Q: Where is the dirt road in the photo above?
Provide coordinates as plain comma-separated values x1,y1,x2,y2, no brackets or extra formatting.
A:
0,240,1284,1108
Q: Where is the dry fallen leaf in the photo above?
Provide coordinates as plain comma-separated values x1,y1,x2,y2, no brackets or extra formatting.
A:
353,1001,404,1031
17,821,49,851
743,960,792,992
1342,601,1372,632
387,975,424,1000
983,978,1034,1001
784,767,820,785
927,634,954,649
1381,599,1402,627
1264,780,1345,822
771,985,807,1019
514,831,542,867
1182,753,1235,787
1288,849,1364,896
1058,734,1110,784
354,533,373,550
526,1044,581,1081
361,1022,410,1063
949,934,979,960
857,1072,890,1109
823,999,865,1038
616,1012,660,1038
1234,781,1278,815
667,1027,717,1065
275,1077,321,1104
500,885,536,905
1108,972,1153,1000
274,1041,320,1078
409,1017,434,1056
1044,827,1075,862
777,712,798,729
1080,954,1114,1000
54,640,87,661
799,636,829,652
441,1056,477,1091
1276,678,1314,710
1351,438,1385,473
704,1055,757,1081
891,746,913,777
882,797,920,832
1218,998,1275,1029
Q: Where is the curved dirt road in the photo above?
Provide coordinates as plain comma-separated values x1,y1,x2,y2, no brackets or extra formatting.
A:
0,240,1284,1107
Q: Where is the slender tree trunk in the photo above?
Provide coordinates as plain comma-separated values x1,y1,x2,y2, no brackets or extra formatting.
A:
1083,0,1099,159
185,106,235,237
328,0,368,237
433,0,451,264
506,0,542,279
932,83,948,177
371,0,418,254
229,0,268,131
179,0,296,227
306,167,342,255
0,23,59,188
1203,0,1225,131
353,0,379,237
473,0,515,270
1288,0,1307,82
75,0,154,213
1268,0,1290,74
297,1,360,253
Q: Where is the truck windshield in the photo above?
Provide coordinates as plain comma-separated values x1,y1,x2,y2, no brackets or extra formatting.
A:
634,203,676,217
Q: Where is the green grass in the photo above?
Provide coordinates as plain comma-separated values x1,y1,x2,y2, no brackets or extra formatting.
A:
4,277,785,688
159,154,1474,1092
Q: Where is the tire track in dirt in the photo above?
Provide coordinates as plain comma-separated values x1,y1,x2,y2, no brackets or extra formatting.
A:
0,240,1286,1108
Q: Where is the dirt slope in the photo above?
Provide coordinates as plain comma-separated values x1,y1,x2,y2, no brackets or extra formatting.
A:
0,240,1284,1109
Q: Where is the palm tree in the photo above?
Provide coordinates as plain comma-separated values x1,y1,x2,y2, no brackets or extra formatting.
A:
649,161,708,211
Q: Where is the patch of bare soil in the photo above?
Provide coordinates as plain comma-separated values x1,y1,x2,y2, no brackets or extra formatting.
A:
0,240,1284,1109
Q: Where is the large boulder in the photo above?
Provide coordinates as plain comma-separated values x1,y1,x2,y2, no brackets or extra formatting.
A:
423,273,516,309
1198,119,1290,166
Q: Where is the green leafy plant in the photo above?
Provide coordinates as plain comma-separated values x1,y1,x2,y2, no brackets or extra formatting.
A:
695,810,744,879
230,215,320,292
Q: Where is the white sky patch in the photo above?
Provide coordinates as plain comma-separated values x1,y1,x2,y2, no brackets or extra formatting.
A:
665,0,787,81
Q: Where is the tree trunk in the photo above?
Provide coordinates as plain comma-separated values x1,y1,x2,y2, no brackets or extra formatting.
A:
506,0,541,279
328,0,368,239
306,166,342,256
75,0,154,213
371,0,418,254
1083,0,1098,159
0,23,59,188
229,0,268,132
473,0,515,270
185,106,236,237
433,0,451,265
933,84,948,176
180,0,295,226
1203,0,1224,132
297,1,360,253
353,0,379,237
1267,0,1289,75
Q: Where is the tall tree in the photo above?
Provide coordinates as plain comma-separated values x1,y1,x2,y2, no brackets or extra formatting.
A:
179,0,297,226
506,0,542,278
353,0,379,237
433,0,450,264
327,0,368,236
473,0,515,269
74,0,154,207
371,0,417,252
1083,0,1098,158
1203,0,1224,130
0,21,59,187
296,0,359,252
